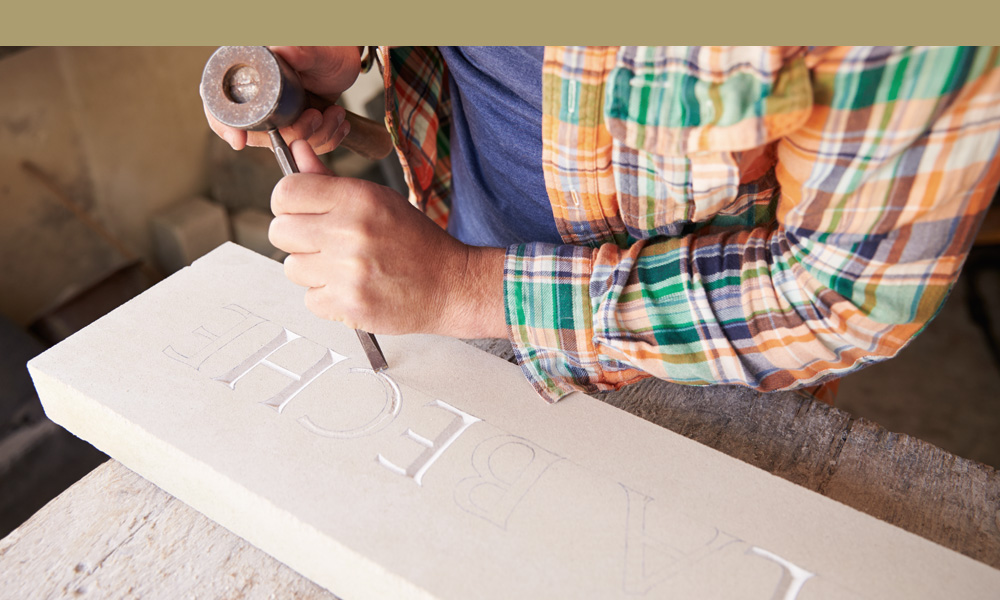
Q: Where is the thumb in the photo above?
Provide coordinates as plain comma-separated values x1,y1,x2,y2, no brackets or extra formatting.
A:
290,140,333,176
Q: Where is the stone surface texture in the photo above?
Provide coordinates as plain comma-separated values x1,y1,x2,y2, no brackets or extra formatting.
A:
22,243,1000,599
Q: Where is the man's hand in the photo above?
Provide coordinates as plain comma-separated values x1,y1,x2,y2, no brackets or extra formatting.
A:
203,46,359,154
269,141,507,338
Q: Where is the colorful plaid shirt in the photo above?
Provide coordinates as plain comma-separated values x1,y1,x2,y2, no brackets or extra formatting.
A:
379,46,1000,403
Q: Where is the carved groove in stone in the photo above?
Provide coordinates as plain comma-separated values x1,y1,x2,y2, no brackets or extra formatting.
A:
163,304,264,370
620,484,737,595
298,368,402,439
453,435,563,530
377,400,480,486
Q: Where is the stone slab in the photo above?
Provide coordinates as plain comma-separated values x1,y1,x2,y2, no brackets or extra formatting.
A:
27,243,1000,599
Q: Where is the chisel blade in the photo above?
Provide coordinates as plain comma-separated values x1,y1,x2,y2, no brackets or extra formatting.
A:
356,329,388,372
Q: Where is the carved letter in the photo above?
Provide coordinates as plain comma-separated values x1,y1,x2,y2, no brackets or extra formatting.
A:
453,435,562,529
377,400,480,486
212,327,348,414
748,547,815,600
298,368,402,439
163,304,264,369
620,484,737,595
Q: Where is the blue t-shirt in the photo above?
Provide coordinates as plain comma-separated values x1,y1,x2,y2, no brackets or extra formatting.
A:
439,46,562,247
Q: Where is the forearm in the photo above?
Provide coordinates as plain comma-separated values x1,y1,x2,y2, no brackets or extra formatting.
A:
443,246,507,340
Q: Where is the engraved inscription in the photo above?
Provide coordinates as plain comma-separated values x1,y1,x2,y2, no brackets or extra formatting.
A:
298,368,401,439
211,327,347,414
163,304,399,436
749,547,815,600
453,434,563,529
163,304,264,369
162,304,839,598
620,484,737,594
378,400,480,486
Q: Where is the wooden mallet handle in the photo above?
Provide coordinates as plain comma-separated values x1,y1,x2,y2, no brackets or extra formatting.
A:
305,91,393,162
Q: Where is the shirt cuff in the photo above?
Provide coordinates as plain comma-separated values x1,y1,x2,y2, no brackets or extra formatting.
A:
503,242,623,402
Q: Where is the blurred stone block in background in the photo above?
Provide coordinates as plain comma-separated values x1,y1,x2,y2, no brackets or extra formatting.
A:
206,135,282,215
55,47,217,263
29,261,153,345
0,46,216,541
231,207,285,262
0,48,126,327
151,196,231,274
0,318,46,444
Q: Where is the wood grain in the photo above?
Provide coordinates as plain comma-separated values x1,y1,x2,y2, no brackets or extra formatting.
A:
0,461,334,599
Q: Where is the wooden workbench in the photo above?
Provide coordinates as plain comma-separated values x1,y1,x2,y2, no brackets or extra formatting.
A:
2,339,998,598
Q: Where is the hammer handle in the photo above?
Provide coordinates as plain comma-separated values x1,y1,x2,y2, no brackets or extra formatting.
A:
306,92,393,162
342,111,394,162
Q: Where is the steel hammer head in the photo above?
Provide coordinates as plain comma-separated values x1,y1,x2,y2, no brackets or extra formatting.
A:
200,46,307,132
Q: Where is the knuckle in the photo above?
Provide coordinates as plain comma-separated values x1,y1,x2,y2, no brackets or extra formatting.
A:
336,120,351,144
304,288,333,321
268,215,288,248
342,255,368,281
303,291,323,319
344,284,368,315
271,178,294,214
351,205,383,242
354,214,377,241
314,122,342,155
282,253,300,281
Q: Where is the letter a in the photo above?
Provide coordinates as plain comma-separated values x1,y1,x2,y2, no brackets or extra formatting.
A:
621,484,737,595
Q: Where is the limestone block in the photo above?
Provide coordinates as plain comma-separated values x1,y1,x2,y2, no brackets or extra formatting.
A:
207,134,281,214
27,243,1000,599
29,261,152,344
0,47,126,325
151,197,230,273
231,208,285,262
54,47,217,263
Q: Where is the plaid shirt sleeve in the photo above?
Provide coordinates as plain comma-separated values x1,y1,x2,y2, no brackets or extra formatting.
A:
505,46,1000,402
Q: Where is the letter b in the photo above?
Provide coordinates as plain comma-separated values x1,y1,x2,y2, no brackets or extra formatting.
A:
453,435,562,530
